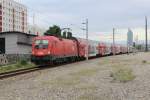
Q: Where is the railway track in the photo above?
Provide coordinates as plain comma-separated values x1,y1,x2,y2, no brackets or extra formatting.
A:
0,61,82,79
0,67,41,79
0,59,87,79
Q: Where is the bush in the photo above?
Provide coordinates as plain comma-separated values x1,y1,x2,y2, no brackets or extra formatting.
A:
20,60,28,66
111,67,135,83
142,60,147,64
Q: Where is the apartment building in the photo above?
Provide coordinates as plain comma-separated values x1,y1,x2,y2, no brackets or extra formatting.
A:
0,0,27,32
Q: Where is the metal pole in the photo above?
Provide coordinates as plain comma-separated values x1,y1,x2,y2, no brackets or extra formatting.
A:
127,31,129,54
145,16,148,52
86,19,89,60
127,29,129,54
82,19,89,60
113,28,115,55
33,13,35,33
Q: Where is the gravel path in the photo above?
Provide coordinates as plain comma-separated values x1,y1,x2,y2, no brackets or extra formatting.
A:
0,52,150,100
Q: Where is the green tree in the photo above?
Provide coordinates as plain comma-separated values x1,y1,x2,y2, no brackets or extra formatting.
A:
44,25,61,37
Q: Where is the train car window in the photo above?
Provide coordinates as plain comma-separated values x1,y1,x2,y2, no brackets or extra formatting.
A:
35,40,48,45
35,40,49,49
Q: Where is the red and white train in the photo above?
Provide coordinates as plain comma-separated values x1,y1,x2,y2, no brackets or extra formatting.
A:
31,36,128,64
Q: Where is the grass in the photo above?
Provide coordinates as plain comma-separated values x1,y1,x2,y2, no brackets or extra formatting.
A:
99,59,110,65
142,60,147,64
49,77,81,86
46,68,99,87
110,66,135,83
0,60,35,74
70,68,99,77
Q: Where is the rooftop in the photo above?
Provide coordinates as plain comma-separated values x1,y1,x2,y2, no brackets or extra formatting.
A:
0,31,37,37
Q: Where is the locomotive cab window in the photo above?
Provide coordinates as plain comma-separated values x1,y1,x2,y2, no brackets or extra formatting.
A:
35,40,49,49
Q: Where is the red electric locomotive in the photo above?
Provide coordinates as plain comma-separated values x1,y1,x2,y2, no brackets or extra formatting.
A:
31,36,86,64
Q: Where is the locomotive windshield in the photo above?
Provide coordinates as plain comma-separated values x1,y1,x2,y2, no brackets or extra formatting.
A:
34,40,49,49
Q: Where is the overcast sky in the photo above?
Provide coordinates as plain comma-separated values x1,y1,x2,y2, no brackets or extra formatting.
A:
16,0,150,42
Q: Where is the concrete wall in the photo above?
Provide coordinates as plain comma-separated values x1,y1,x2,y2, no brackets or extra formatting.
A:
0,33,34,54
17,33,33,54
0,32,35,65
17,45,32,54
0,34,18,54
17,33,33,45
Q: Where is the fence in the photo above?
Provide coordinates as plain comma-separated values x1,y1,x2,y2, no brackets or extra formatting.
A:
0,54,31,66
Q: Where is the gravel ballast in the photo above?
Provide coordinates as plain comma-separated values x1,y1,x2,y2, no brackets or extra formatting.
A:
0,52,150,100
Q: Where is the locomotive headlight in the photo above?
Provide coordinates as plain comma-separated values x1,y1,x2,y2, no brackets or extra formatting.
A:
48,51,51,54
